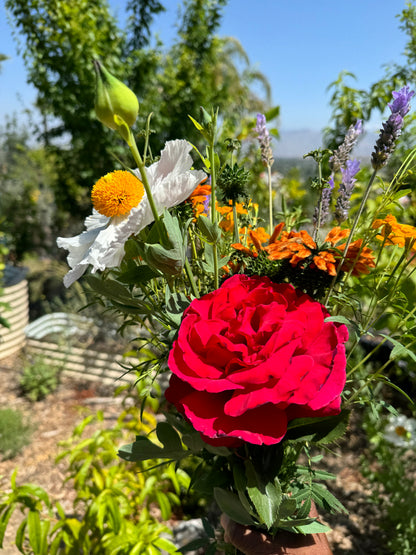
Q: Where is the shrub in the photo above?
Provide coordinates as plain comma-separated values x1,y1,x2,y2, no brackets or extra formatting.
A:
0,407,32,460
19,355,61,401
0,384,189,553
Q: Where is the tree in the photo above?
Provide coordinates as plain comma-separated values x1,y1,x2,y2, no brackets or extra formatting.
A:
5,0,273,224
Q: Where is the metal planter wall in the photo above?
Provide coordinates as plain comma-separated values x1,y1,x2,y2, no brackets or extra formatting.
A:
0,274,29,360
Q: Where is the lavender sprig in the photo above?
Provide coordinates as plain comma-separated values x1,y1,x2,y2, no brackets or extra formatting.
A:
335,159,360,223
255,113,274,166
330,120,362,173
371,86,415,170
313,177,334,226
255,113,275,233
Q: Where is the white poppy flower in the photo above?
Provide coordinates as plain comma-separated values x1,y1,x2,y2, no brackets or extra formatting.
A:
57,139,206,287
384,413,416,448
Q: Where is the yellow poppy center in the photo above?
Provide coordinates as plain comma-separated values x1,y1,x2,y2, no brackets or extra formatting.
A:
91,170,145,218
395,425,408,437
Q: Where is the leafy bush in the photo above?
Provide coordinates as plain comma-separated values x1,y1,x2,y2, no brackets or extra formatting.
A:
0,384,189,553
0,408,32,460
19,355,61,401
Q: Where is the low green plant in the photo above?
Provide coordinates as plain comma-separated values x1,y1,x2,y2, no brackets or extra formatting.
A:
0,407,32,460
19,355,61,401
361,407,416,555
0,385,189,554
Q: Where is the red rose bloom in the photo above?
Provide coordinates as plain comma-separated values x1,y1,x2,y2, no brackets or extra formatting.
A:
166,274,348,447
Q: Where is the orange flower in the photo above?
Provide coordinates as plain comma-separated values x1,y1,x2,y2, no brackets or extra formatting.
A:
266,229,316,265
312,251,337,276
217,200,257,233
338,240,376,276
324,227,350,246
372,214,416,250
187,181,211,219
231,228,270,259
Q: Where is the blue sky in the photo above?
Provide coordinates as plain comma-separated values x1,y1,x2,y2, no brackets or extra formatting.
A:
0,0,410,139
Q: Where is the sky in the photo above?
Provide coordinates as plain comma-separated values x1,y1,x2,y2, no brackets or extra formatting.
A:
0,0,411,155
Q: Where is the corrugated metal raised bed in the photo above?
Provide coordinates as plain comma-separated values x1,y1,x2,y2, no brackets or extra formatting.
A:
0,267,29,360
25,312,138,385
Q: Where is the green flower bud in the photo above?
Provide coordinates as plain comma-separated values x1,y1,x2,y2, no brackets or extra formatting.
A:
93,60,139,131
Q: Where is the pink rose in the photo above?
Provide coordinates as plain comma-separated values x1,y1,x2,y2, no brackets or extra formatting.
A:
166,274,348,447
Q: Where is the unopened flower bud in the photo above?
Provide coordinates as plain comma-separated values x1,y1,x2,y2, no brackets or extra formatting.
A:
93,60,139,132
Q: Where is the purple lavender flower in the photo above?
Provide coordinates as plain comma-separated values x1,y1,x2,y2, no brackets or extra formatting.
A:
313,177,334,226
335,159,360,223
255,113,274,166
330,119,363,173
371,86,415,170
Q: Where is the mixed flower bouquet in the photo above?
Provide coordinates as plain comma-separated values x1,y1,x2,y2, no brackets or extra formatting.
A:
58,61,416,549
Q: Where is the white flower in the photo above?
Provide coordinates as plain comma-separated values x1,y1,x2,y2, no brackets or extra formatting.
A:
57,140,206,287
384,413,416,448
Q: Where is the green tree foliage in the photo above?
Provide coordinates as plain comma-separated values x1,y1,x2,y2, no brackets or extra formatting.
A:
0,118,58,260
5,0,273,223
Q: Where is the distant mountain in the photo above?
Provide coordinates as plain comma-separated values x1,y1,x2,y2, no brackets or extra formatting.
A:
275,128,378,161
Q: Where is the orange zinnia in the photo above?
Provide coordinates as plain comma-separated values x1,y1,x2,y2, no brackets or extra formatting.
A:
266,229,316,265
337,240,376,275
372,214,416,250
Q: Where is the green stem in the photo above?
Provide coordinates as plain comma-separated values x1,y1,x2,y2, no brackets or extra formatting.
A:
312,161,323,242
324,169,378,306
127,128,160,226
209,144,219,290
184,258,199,298
232,201,239,244
267,163,273,235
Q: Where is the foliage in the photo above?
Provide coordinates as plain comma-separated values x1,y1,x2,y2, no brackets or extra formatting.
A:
19,355,61,402
0,118,58,261
5,0,274,221
5,0,125,217
361,407,416,555
0,387,189,554
0,408,32,460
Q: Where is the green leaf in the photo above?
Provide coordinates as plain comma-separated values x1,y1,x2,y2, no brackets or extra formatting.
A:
245,461,281,529
286,410,350,445
153,536,179,553
379,334,416,363
156,422,183,452
0,503,16,546
278,496,297,519
117,264,160,285
214,488,255,526
84,275,152,312
197,216,222,244
324,315,352,326
180,536,211,553
264,105,280,121
279,518,331,534
27,510,43,554
155,490,172,521
311,483,348,514
118,434,186,462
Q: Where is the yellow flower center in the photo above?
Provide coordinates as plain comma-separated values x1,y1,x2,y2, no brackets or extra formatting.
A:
395,425,408,437
91,170,145,218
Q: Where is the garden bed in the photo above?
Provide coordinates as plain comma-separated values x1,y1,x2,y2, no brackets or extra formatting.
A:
25,312,139,385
